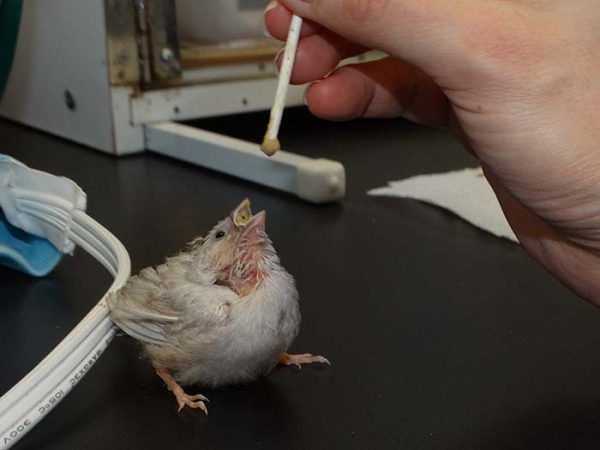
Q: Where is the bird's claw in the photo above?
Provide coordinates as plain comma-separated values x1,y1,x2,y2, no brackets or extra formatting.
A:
279,353,331,369
175,392,210,415
310,355,331,366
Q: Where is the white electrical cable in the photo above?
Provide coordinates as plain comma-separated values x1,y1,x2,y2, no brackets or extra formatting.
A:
0,209,130,449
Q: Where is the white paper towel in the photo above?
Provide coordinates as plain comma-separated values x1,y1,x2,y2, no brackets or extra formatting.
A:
368,167,518,242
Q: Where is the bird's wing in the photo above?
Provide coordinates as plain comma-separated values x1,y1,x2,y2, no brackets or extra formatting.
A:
115,316,176,347
107,259,238,347
169,282,238,337
107,265,180,346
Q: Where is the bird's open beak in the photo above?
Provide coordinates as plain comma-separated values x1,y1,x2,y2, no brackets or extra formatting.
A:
240,210,266,240
231,198,252,227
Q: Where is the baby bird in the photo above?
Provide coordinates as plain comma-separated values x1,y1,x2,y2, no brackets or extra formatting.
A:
107,199,328,414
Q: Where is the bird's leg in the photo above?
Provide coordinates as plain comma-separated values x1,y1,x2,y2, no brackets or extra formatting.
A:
278,353,331,369
155,367,209,414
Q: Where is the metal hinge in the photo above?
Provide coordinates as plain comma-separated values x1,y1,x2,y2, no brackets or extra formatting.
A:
134,0,152,84
134,0,181,85
105,0,181,87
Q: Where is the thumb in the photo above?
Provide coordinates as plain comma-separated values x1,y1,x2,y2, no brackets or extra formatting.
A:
277,0,471,84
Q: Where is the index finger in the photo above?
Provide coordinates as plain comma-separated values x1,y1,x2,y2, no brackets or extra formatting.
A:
264,1,323,40
277,0,470,83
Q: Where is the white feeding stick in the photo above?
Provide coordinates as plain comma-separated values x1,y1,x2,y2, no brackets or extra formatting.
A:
261,14,303,157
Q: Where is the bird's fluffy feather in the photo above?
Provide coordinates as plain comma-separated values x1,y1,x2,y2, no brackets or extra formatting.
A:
107,216,301,387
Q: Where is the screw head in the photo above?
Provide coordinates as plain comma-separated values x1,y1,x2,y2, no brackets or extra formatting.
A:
160,48,173,62
116,53,128,65
64,90,76,111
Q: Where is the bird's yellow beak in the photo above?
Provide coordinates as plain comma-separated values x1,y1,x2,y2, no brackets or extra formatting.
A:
231,198,252,227
241,210,266,238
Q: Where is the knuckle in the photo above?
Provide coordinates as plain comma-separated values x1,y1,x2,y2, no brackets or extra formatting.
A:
336,0,390,28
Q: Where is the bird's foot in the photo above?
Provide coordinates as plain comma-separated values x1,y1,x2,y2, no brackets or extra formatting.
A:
173,390,209,414
155,367,209,414
279,352,331,369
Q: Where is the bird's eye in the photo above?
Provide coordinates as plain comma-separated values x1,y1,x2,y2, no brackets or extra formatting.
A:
215,230,226,240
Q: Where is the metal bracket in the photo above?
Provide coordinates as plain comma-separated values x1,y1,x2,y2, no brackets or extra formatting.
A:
106,0,181,86
145,122,346,203
104,0,140,85
135,0,182,84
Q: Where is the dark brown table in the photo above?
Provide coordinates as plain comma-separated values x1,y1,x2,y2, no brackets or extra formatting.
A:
2,109,600,450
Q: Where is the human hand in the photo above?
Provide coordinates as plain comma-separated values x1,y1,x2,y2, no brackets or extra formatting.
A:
265,0,600,304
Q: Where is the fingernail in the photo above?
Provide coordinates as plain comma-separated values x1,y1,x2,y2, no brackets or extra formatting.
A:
262,25,273,38
263,1,277,38
264,0,278,14
274,47,285,76
303,80,321,106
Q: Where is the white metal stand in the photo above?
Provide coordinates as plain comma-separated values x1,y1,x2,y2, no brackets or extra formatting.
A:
0,0,347,203
146,122,345,203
